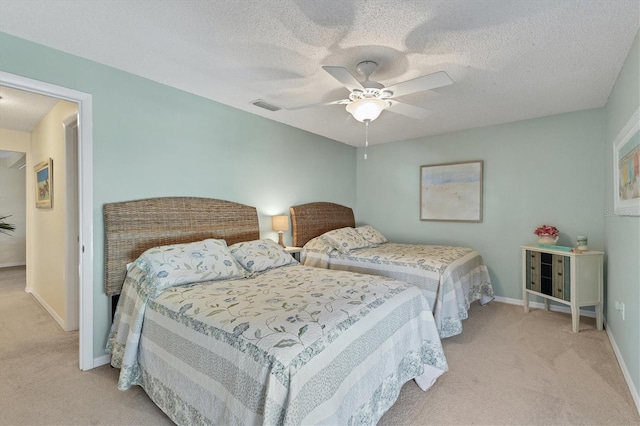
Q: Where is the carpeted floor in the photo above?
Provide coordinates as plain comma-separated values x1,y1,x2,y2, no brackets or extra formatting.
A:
1,265,638,425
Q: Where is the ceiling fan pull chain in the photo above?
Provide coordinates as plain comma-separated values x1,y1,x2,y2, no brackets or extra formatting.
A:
364,120,369,160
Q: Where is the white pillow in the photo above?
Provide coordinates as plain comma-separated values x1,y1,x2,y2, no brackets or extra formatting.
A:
322,227,370,254
229,239,297,273
355,225,388,245
302,235,335,253
135,238,248,297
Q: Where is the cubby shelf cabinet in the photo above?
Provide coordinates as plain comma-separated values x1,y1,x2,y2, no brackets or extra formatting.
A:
521,245,604,333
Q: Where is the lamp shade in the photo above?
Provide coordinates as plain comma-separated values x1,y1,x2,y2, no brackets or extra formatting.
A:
346,98,386,122
271,215,289,232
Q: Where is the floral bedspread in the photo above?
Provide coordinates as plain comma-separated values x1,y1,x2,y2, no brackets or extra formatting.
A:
107,263,447,425
302,241,494,338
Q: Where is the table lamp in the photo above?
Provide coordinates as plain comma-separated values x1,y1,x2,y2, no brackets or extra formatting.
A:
271,215,288,247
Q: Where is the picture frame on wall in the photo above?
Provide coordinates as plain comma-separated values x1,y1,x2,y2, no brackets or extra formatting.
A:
420,160,483,222
34,158,53,209
613,108,640,216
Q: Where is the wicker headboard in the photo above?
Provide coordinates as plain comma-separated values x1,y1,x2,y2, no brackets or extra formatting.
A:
104,197,259,296
290,202,355,247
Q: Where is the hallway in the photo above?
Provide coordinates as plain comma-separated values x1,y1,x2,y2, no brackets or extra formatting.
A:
0,266,171,425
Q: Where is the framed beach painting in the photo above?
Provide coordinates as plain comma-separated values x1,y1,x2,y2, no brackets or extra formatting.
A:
420,160,483,222
34,158,53,209
613,108,640,216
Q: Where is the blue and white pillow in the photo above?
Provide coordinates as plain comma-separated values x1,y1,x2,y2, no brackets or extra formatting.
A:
354,225,388,245
322,227,370,254
229,239,298,273
135,238,248,297
302,235,335,253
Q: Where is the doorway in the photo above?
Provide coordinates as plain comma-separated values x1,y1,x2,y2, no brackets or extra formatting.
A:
0,150,26,268
0,71,94,370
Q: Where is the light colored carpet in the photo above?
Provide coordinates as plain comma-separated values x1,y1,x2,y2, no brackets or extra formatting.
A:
1,266,638,425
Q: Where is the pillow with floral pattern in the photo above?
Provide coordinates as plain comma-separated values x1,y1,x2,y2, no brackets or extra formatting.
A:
322,227,370,254
135,238,248,297
302,235,335,253
229,239,298,273
354,225,388,245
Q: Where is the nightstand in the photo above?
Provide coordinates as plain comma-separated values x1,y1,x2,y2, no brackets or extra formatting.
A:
285,246,302,261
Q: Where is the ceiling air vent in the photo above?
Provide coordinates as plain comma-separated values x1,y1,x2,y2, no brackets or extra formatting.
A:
251,99,281,112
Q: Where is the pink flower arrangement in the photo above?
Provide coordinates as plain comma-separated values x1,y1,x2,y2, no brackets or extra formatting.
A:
534,225,559,237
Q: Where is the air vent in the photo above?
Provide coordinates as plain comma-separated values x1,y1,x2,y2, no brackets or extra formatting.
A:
251,99,281,112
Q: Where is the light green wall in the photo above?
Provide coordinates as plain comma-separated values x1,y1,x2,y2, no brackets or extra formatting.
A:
356,109,606,300
0,32,357,358
605,31,640,396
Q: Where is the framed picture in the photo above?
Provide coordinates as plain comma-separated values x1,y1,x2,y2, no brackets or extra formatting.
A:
613,108,640,216
34,158,53,209
420,160,483,222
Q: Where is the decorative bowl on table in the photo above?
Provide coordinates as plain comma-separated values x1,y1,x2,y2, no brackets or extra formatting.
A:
537,235,559,244
534,225,559,245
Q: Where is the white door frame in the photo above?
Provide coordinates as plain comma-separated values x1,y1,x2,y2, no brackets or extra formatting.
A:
0,71,94,370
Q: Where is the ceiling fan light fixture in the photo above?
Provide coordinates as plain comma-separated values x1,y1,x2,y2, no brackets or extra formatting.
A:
346,98,386,122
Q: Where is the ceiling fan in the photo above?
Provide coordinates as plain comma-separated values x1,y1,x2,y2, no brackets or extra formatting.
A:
288,60,453,122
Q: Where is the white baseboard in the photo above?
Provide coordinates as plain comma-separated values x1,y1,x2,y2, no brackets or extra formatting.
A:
93,354,111,368
604,319,640,416
25,286,66,330
0,262,26,268
493,296,596,318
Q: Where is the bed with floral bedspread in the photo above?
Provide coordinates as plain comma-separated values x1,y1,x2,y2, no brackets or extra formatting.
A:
301,226,494,338
107,238,447,425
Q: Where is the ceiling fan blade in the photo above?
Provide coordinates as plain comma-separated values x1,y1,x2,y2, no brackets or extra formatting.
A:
384,71,453,98
322,66,364,92
285,99,350,110
386,100,431,120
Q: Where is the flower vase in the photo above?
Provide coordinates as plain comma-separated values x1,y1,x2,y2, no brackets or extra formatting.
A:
538,235,558,245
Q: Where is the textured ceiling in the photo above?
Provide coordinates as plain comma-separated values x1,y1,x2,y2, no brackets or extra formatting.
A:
0,0,638,147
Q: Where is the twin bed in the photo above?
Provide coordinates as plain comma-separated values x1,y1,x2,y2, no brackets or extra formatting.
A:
105,197,448,425
290,202,494,338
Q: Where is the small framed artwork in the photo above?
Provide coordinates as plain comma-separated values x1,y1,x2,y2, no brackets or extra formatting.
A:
34,158,53,209
420,160,483,222
613,108,640,216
